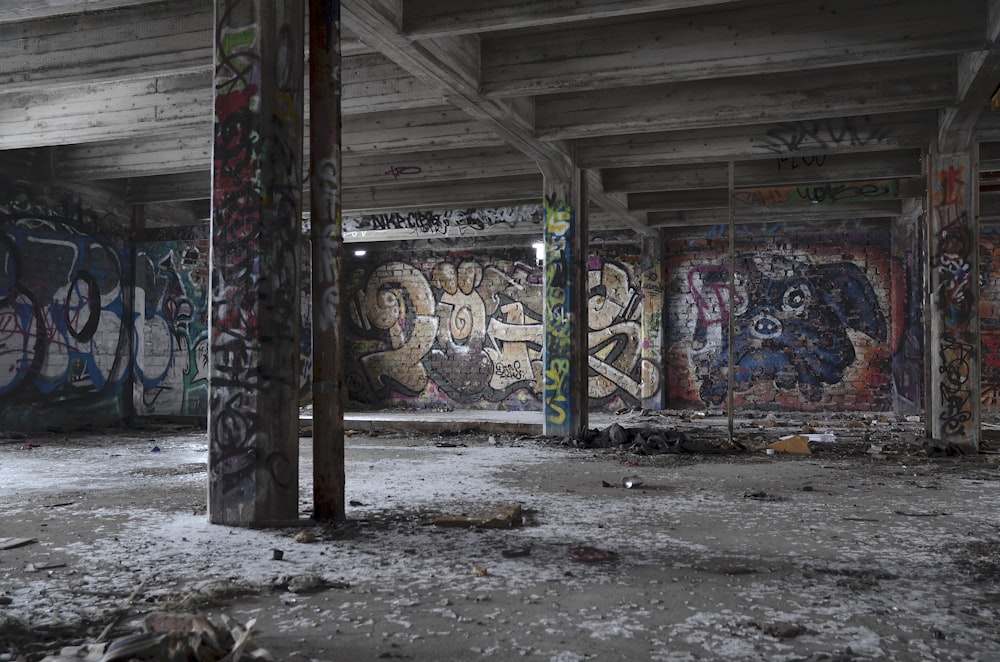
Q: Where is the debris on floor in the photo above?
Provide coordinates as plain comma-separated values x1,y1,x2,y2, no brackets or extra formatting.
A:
568,545,617,563
430,503,523,529
40,613,273,661
765,435,813,455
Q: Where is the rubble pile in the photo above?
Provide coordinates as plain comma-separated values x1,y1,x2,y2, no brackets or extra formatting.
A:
40,613,272,662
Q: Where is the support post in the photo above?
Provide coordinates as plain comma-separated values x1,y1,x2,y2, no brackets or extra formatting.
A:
640,232,665,410
925,147,981,451
125,204,143,421
309,0,346,522
541,160,588,438
209,0,305,525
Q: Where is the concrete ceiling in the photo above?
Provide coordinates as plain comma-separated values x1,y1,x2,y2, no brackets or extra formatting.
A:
2,0,999,233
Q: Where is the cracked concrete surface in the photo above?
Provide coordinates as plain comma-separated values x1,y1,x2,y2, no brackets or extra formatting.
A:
1,414,1000,660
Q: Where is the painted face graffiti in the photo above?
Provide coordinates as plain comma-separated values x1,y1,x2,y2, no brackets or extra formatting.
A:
693,254,886,404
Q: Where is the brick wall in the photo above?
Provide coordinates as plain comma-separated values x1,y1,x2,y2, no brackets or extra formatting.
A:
341,237,656,412
664,220,895,411
981,222,1000,413
133,234,210,417
0,187,131,430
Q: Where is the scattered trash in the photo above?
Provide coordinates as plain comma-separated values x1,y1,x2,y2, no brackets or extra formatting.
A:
690,411,706,420
622,475,643,488
923,438,976,457
501,545,532,558
0,538,38,551
40,613,273,661
272,549,284,561
431,504,523,529
349,500,366,507
293,531,316,543
568,545,617,564
753,620,807,638
743,490,783,501
894,510,947,517
24,562,65,573
287,573,327,593
22,443,40,450
765,435,812,455
150,445,161,453
472,566,489,576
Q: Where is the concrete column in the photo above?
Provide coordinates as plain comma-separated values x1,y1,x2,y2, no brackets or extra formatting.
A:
891,198,924,415
309,0,346,522
209,0,304,525
641,232,665,410
926,148,980,450
541,161,588,437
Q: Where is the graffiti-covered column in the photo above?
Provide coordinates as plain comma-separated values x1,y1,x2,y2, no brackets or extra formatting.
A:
641,232,665,410
309,0,346,522
209,0,304,525
926,148,980,450
541,160,588,437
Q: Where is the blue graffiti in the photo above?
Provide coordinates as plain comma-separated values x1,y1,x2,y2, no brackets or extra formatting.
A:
698,255,886,403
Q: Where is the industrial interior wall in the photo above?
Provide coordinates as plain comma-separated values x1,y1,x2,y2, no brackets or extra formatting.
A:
981,221,1000,414
340,235,659,412
0,177,133,431
663,219,897,412
132,229,210,418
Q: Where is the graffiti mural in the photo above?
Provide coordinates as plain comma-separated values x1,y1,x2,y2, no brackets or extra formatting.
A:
0,206,129,415
134,242,209,416
345,205,542,240
691,254,886,404
665,222,893,411
343,249,659,412
979,225,1000,410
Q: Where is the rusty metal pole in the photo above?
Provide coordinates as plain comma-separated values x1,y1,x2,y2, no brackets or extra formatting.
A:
309,0,346,521
727,161,736,444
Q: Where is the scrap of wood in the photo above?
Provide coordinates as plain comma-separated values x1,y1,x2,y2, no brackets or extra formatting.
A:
0,538,38,550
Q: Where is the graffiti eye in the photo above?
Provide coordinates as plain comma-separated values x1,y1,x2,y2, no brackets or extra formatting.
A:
782,282,811,312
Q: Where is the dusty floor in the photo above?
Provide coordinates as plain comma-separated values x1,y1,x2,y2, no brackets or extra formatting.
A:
1,412,1000,661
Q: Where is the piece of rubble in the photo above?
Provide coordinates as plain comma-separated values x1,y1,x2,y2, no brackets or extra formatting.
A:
40,613,273,662
765,435,812,455
431,504,523,529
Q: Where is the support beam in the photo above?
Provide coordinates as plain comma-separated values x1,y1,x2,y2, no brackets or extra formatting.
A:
536,59,955,141
209,0,304,526
541,161,588,438
925,148,981,450
402,0,743,37
481,0,983,97
309,0,346,523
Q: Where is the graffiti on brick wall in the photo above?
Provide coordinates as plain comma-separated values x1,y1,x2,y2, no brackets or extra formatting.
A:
345,206,542,240
932,164,975,433
0,206,129,409
344,253,659,411
135,242,208,416
688,253,886,405
732,180,899,207
979,227,1000,410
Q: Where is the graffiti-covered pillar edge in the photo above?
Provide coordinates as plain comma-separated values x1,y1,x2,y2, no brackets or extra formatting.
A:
209,0,304,526
926,148,980,450
541,160,588,437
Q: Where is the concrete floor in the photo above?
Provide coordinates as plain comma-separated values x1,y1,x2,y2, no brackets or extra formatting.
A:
2,412,1000,660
